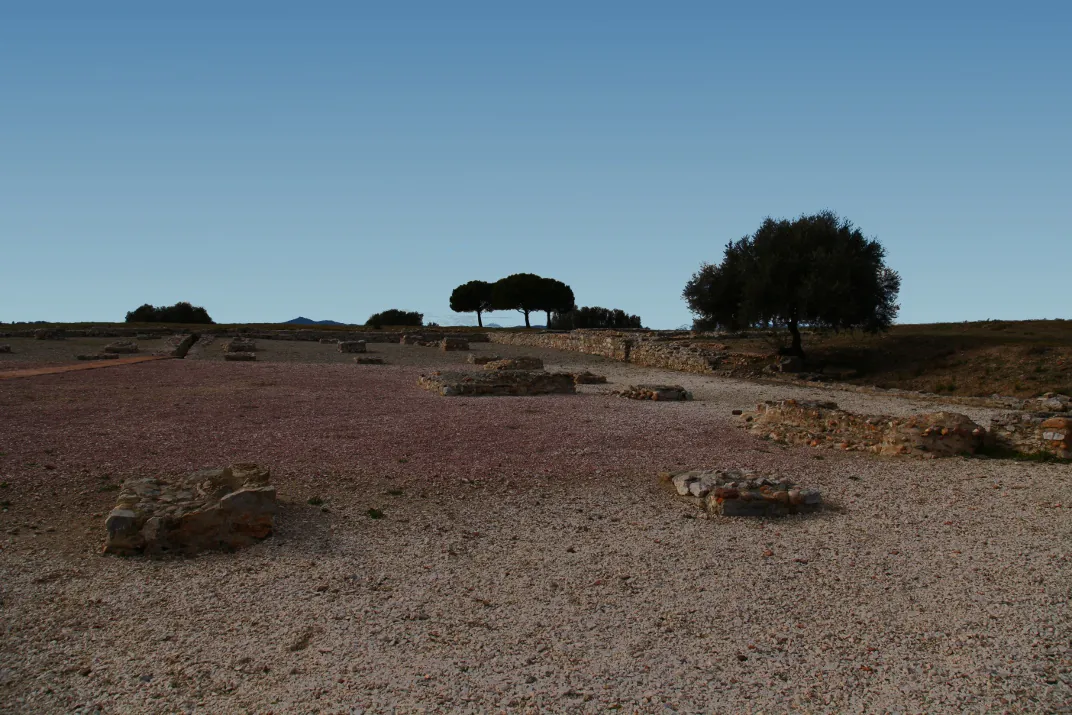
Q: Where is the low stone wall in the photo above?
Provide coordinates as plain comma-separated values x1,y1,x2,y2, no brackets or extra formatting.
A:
488,331,632,361
628,340,723,374
990,412,1071,460
417,370,576,397
617,385,692,401
739,399,987,458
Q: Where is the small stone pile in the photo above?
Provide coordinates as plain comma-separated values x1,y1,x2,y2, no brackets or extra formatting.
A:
617,385,692,401
738,400,987,457
572,371,608,385
355,356,386,365
484,357,544,371
103,340,139,354
338,340,367,353
418,370,576,397
224,338,257,353
103,463,277,557
662,469,822,517
467,354,502,365
441,337,469,351
1023,393,1072,413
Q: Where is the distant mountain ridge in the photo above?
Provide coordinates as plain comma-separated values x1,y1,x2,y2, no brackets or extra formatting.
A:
285,317,351,326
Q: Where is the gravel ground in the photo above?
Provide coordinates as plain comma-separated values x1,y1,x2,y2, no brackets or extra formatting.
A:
0,347,1069,713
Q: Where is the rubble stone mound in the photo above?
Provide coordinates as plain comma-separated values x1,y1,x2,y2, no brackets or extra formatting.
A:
400,333,427,345
441,337,469,351
34,329,64,340
355,356,386,365
225,352,257,362
738,399,986,457
662,469,822,517
484,357,544,371
617,384,692,401
468,354,502,365
1023,393,1071,413
77,353,119,361
338,340,367,353
157,333,199,358
990,412,1072,460
103,340,139,354
0,345,10,354
573,371,608,385
418,370,576,397
224,338,257,353
104,463,277,556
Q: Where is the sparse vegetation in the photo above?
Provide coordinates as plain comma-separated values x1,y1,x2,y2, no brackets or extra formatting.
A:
307,496,324,506
367,508,385,519
125,301,214,324
365,310,423,329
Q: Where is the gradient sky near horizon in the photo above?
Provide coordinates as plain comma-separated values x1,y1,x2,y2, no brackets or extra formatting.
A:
2,2,1069,328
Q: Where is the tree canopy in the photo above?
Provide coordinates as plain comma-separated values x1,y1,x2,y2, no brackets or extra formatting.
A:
366,309,423,328
125,301,214,324
490,274,574,328
549,306,643,330
683,211,900,358
449,280,494,327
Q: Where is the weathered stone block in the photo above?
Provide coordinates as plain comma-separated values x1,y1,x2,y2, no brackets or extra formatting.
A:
573,371,608,385
400,333,427,345
338,340,367,353
224,352,257,361
224,338,257,353
418,370,576,397
158,333,199,358
34,329,64,340
617,385,692,401
664,469,822,517
441,337,469,351
468,354,502,365
103,340,139,354
484,357,544,371
355,356,386,365
103,463,277,556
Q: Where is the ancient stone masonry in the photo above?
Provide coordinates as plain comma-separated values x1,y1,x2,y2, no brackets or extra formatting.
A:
441,337,469,351
488,331,632,360
572,371,608,385
338,340,367,353
224,338,257,353
158,333,199,358
661,469,822,517
989,412,1072,460
103,463,277,557
485,357,545,371
467,354,502,365
103,340,139,354
1023,393,1072,413
33,329,65,340
225,352,257,362
738,399,987,457
627,340,724,374
355,356,386,365
418,370,576,397
617,385,692,401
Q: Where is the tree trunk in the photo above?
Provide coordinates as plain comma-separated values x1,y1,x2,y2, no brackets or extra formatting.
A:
476,311,483,328
787,320,805,359
523,310,530,328
545,310,552,327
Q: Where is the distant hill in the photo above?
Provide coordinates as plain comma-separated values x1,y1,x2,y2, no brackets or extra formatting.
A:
285,317,351,326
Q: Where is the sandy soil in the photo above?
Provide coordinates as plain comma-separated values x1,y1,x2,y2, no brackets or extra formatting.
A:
0,342,1069,713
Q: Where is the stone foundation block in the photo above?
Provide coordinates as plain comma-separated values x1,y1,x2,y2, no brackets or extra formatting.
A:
338,340,367,353
418,370,575,397
224,352,257,361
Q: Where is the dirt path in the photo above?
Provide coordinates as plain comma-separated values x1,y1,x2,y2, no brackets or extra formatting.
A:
0,355,171,380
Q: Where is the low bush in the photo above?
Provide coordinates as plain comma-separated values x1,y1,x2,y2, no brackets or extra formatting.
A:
125,301,213,324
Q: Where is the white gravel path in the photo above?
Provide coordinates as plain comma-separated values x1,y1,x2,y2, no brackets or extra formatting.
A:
0,343,1068,713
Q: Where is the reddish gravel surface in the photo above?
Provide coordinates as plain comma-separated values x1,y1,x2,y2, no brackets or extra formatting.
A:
0,353,1069,713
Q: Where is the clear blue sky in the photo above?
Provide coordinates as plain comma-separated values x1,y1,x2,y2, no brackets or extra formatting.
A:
2,2,1068,328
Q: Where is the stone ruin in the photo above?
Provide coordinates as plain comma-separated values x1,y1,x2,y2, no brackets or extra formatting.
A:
224,337,257,353
418,370,576,397
103,340,139,354
484,357,544,371
338,340,367,353
225,352,257,362
617,385,692,401
468,354,502,365
355,356,386,365
319,338,338,344
441,337,469,351
738,399,987,457
158,333,199,358
662,468,822,517
990,412,1071,460
572,371,608,385
103,463,277,557
33,329,64,340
